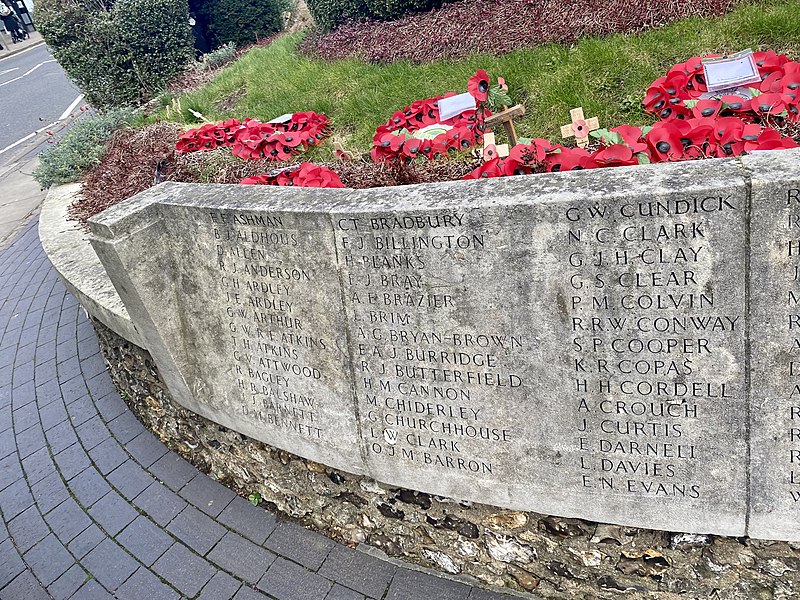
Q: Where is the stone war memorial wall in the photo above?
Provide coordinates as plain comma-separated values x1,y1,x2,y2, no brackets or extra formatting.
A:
88,148,800,540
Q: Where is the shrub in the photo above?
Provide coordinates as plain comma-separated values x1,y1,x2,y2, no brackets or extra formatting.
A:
306,0,454,32
197,41,237,70
37,0,194,108
33,109,135,189
198,0,287,47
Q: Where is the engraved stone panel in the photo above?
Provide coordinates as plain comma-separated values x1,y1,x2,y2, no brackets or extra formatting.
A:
747,148,800,540
90,158,753,536
90,184,364,473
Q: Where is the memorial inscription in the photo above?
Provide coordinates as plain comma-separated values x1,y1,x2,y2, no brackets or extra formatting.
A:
89,151,800,539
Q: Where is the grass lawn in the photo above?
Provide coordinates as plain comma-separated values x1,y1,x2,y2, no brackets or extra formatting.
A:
154,0,800,156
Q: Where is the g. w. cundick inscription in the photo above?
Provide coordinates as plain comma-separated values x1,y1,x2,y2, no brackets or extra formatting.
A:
89,148,800,540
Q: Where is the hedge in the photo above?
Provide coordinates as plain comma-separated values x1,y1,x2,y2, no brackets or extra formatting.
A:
37,0,194,108
197,0,288,47
306,0,455,32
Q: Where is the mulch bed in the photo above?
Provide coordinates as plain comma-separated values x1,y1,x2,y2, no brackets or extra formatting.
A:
70,123,477,227
300,0,739,64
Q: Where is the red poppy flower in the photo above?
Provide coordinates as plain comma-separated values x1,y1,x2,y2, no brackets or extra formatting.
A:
753,50,788,74
720,95,750,114
592,144,636,167
508,141,546,165
293,163,345,188
646,122,684,162
468,69,490,103
692,99,723,119
544,147,598,172
463,158,504,179
240,174,273,185
760,70,785,94
501,158,533,177
610,125,647,153
751,92,788,115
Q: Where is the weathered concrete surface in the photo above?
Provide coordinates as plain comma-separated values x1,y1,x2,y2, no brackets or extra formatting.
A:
746,149,800,540
90,155,761,537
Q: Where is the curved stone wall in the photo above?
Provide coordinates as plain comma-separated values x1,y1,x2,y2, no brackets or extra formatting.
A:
87,148,800,540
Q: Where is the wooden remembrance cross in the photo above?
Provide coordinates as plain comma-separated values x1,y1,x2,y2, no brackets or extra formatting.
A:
560,107,599,148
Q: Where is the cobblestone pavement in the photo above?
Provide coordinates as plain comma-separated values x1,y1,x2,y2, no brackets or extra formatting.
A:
0,220,517,599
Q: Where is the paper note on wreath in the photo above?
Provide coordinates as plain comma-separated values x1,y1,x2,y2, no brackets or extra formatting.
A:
438,93,477,121
268,113,294,124
702,50,761,93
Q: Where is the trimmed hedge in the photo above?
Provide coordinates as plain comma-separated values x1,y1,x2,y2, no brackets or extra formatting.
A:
198,0,288,47
307,0,455,32
37,0,194,108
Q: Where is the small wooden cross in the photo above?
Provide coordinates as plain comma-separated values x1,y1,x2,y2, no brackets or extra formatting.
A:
484,104,525,147
560,107,599,148
333,142,353,161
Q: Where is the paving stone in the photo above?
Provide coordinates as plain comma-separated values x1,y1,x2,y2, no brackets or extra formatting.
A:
67,523,104,559
24,532,75,586
45,498,92,544
207,531,276,583
80,355,108,380
217,496,276,545
88,437,127,475
115,567,180,600
7,505,50,553
166,505,226,555
197,570,242,600
152,543,216,597
468,589,518,599
124,430,167,468
56,357,81,382
265,521,335,571
107,460,155,500
77,337,101,360
12,401,39,431
60,376,88,406
38,399,68,431
0,453,23,491
326,584,368,600
117,515,174,566
70,579,114,600
0,539,25,588
69,466,112,507
108,411,144,444
149,452,196,491
85,372,116,400
65,396,97,427
82,538,138,591
0,478,34,520
88,490,138,536
33,358,57,386
35,378,62,408
258,557,333,600
134,481,187,526
318,546,396,599
48,564,88,600
22,446,56,485
384,569,470,600
54,441,90,479
0,570,51,600
75,416,110,451
233,586,271,600
31,471,70,515
94,392,127,422
15,423,45,460
180,473,236,517
0,428,12,461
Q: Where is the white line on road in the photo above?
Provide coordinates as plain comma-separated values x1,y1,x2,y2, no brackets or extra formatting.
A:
0,67,19,76
0,120,58,157
58,94,84,121
0,59,56,87
0,41,46,63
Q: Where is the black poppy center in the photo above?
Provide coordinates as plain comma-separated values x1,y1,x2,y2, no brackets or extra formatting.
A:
656,141,671,153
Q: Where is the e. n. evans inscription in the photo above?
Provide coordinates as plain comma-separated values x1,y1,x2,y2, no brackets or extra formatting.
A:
89,153,800,538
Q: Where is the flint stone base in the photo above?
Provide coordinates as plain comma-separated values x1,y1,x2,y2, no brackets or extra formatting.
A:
93,318,800,599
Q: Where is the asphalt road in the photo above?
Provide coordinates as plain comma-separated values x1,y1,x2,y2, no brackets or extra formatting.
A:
0,44,83,166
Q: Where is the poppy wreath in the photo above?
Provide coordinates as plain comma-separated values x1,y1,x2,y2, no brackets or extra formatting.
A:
644,51,800,123
176,112,331,161
239,162,345,188
370,70,493,163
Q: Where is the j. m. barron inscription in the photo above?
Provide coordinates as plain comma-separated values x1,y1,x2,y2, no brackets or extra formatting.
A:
89,149,800,539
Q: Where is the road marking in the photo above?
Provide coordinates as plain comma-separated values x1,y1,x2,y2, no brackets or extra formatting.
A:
0,67,19,76
58,94,84,121
0,120,58,157
0,59,56,87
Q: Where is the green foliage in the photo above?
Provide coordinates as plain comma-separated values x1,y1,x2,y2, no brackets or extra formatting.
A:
199,0,287,47
34,109,135,189
37,0,194,108
248,492,263,506
155,0,800,152
306,0,455,32
198,42,237,70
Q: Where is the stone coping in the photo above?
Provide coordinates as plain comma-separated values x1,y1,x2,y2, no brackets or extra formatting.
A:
38,183,146,349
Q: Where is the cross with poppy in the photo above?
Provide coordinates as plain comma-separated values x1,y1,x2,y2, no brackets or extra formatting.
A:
482,131,509,161
560,107,600,148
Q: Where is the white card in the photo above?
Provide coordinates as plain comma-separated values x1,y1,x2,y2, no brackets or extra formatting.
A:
268,113,294,124
703,50,761,92
437,93,477,121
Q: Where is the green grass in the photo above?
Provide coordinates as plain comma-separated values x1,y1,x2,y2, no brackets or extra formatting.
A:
154,0,800,156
